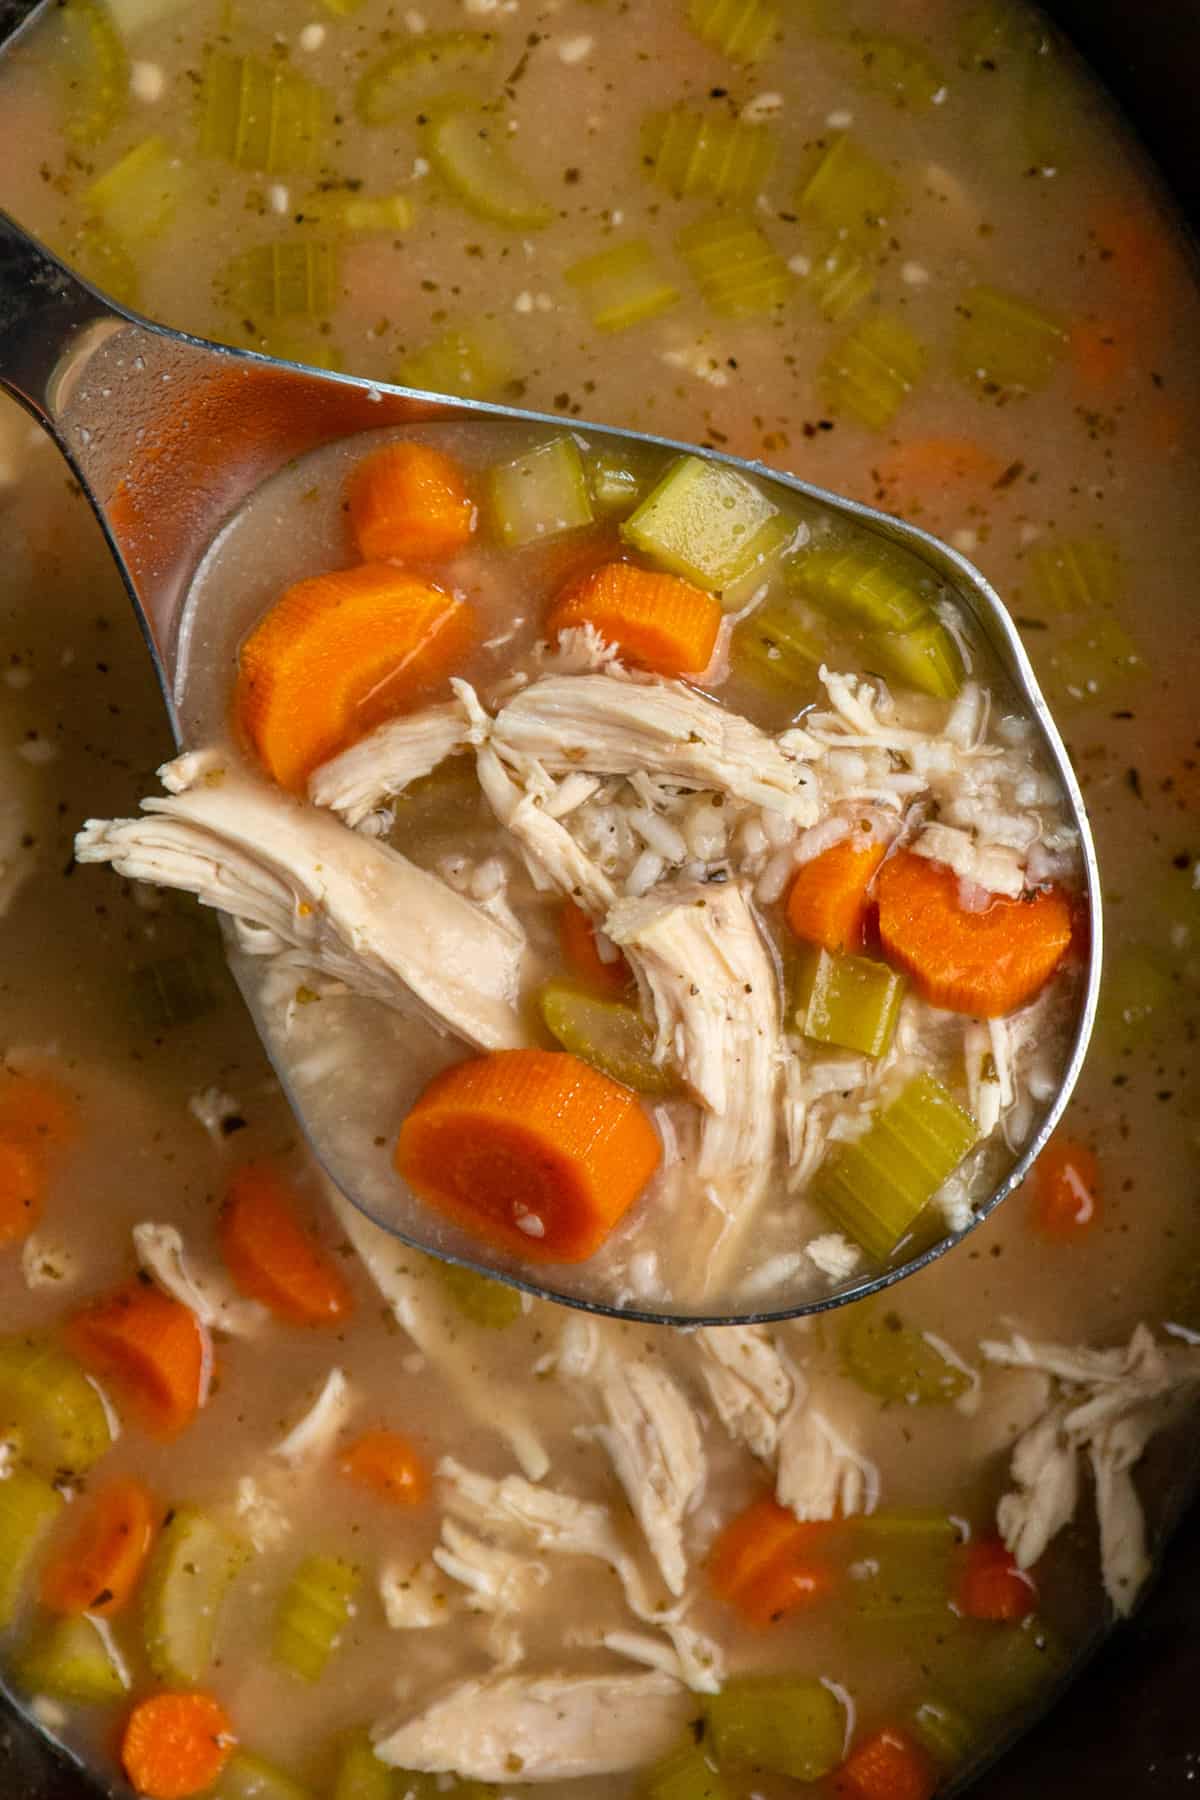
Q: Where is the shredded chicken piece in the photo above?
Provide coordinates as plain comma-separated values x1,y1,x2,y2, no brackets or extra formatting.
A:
132,1222,265,1336
472,735,617,915
981,1325,1200,1612
492,673,818,823
378,1557,453,1630
589,1352,706,1598
433,1520,548,1615
372,1671,690,1782
233,1476,291,1552
693,1327,794,1460
20,1234,78,1291
776,1406,880,1523
74,750,526,1053
309,701,469,827
271,1367,355,1466
332,1189,549,1480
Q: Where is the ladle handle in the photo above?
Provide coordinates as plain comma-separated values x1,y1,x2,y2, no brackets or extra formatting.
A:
0,209,121,428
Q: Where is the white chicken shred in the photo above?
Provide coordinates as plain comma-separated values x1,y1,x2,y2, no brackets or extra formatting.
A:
309,700,469,827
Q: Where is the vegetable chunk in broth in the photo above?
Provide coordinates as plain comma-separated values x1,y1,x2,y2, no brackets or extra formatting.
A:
0,0,1199,1794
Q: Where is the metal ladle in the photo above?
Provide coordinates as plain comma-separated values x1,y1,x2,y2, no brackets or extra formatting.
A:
0,209,1101,1325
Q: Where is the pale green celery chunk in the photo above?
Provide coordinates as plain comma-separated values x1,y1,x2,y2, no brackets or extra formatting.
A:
798,134,897,243
354,32,496,126
143,1507,247,1684
14,1612,130,1704
396,320,514,401
200,51,327,175
793,947,903,1058
273,1554,361,1682
1027,537,1121,614
249,326,344,372
810,1072,978,1260
539,981,673,1097
621,454,780,591
640,1736,731,1800
56,0,128,147
299,191,416,235
641,105,776,202
840,1302,973,1403
1022,42,1066,171
719,512,800,612
847,1510,958,1621
843,32,946,108
1097,943,1173,1048
687,0,780,63
321,0,366,15
0,1336,114,1474
488,437,594,547
819,313,927,430
586,446,659,517
872,617,964,699
428,105,553,229
959,1,1046,69
332,1730,396,1800
565,241,680,332
909,1697,974,1767
1049,616,1142,700
730,601,823,694
222,242,338,319
954,284,1066,393
67,222,140,308
704,1677,845,1782
788,543,931,634
676,213,791,317
0,1472,65,1627
213,1751,315,1800
938,1616,1065,1721
438,1260,523,1329
802,236,876,322
86,136,185,242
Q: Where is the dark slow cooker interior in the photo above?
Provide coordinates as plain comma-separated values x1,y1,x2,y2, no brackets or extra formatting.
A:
1,0,1198,1792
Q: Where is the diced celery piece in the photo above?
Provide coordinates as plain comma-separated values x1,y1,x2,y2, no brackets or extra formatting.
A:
872,617,964,699
200,52,327,176
719,512,800,613
333,1730,396,1800
798,134,897,243
143,1507,247,1684
687,0,780,64
565,241,680,332
847,1511,959,1622
788,543,931,634
810,1073,978,1261
844,32,946,108
222,242,338,320
86,136,185,243
954,285,1066,393
794,947,903,1058
437,1261,523,1329
539,981,673,1096
802,237,876,322
959,1,1046,69
909,1697,974,1767
642,105,776,202
488,437,593,547
428,105,554,229
731,601,823,695
641,1736,731,1800
840,1302,973,1404
819,313,927,431
273,1553,361,1682
322,0,366,17
0,1471,64,1627
0,1337,114,1475
354,32,496,127
397,320,513,401
1098,942,1173,1048
621,454,780,591
705,1677,845,1781
1049,616,1143,701
213,1751,315,1800
676,212,791,318
67,222,140,308
937,1616,1065,1721
299,191,416,235
1027,537,1122,614
586,445,659,518
14,1613,130,1705
250,327,344,372
56,0,128,148
1022,42,1066,172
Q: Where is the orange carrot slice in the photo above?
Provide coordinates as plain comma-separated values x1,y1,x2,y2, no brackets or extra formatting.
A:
0,1138,44,1247
785,838,886,953
1069,318,1129,391
546,560,722,676
40,1476,158,1616
0,1067,78,1153
709,1495,836,1628
219,1162,354,1326
559,900,634,998
65,1284,205,1439
236,563,475,790
836,1727,937,1800
348,442,476,563
120,1691,234,1800
876,850,1072,1018
339,1428,430,1506
394,1048,662,1262
955,1536,1037,1622
1031,1136,1100,1242
874,435,1004,506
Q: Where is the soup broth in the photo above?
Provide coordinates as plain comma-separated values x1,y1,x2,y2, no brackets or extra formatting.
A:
0,0,1198,1794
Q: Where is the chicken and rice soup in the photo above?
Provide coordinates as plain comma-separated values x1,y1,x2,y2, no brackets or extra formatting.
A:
0,0,1198,1796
